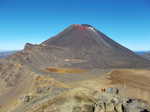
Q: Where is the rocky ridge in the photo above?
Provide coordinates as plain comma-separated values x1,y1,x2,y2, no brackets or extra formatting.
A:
22,88,150,112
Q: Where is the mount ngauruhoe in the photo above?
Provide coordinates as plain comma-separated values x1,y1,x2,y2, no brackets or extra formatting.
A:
8,24,150,69
0,24,150,112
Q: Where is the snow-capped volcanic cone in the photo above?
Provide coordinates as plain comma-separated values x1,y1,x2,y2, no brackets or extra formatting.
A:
40,24,150,68
8,24,150,69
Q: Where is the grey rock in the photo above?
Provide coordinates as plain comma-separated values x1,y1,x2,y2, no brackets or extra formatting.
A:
106,88,119,94
23,95,32,103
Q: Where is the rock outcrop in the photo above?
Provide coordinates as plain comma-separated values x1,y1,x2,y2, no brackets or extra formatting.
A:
25,88,150,112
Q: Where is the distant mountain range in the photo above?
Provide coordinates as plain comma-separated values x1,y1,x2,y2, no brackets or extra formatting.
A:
135,51,150,55
0,51,17,58
136,51,150,60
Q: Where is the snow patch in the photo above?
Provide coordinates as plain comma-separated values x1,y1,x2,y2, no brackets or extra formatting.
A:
88,27,96,33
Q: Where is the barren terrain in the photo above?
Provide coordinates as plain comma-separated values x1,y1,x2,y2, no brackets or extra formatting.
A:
0,24,150,112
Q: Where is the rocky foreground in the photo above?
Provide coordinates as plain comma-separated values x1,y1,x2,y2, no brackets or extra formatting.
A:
22,87,150,112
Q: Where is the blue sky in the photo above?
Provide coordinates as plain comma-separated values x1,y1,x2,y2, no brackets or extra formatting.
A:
0,0,150,51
